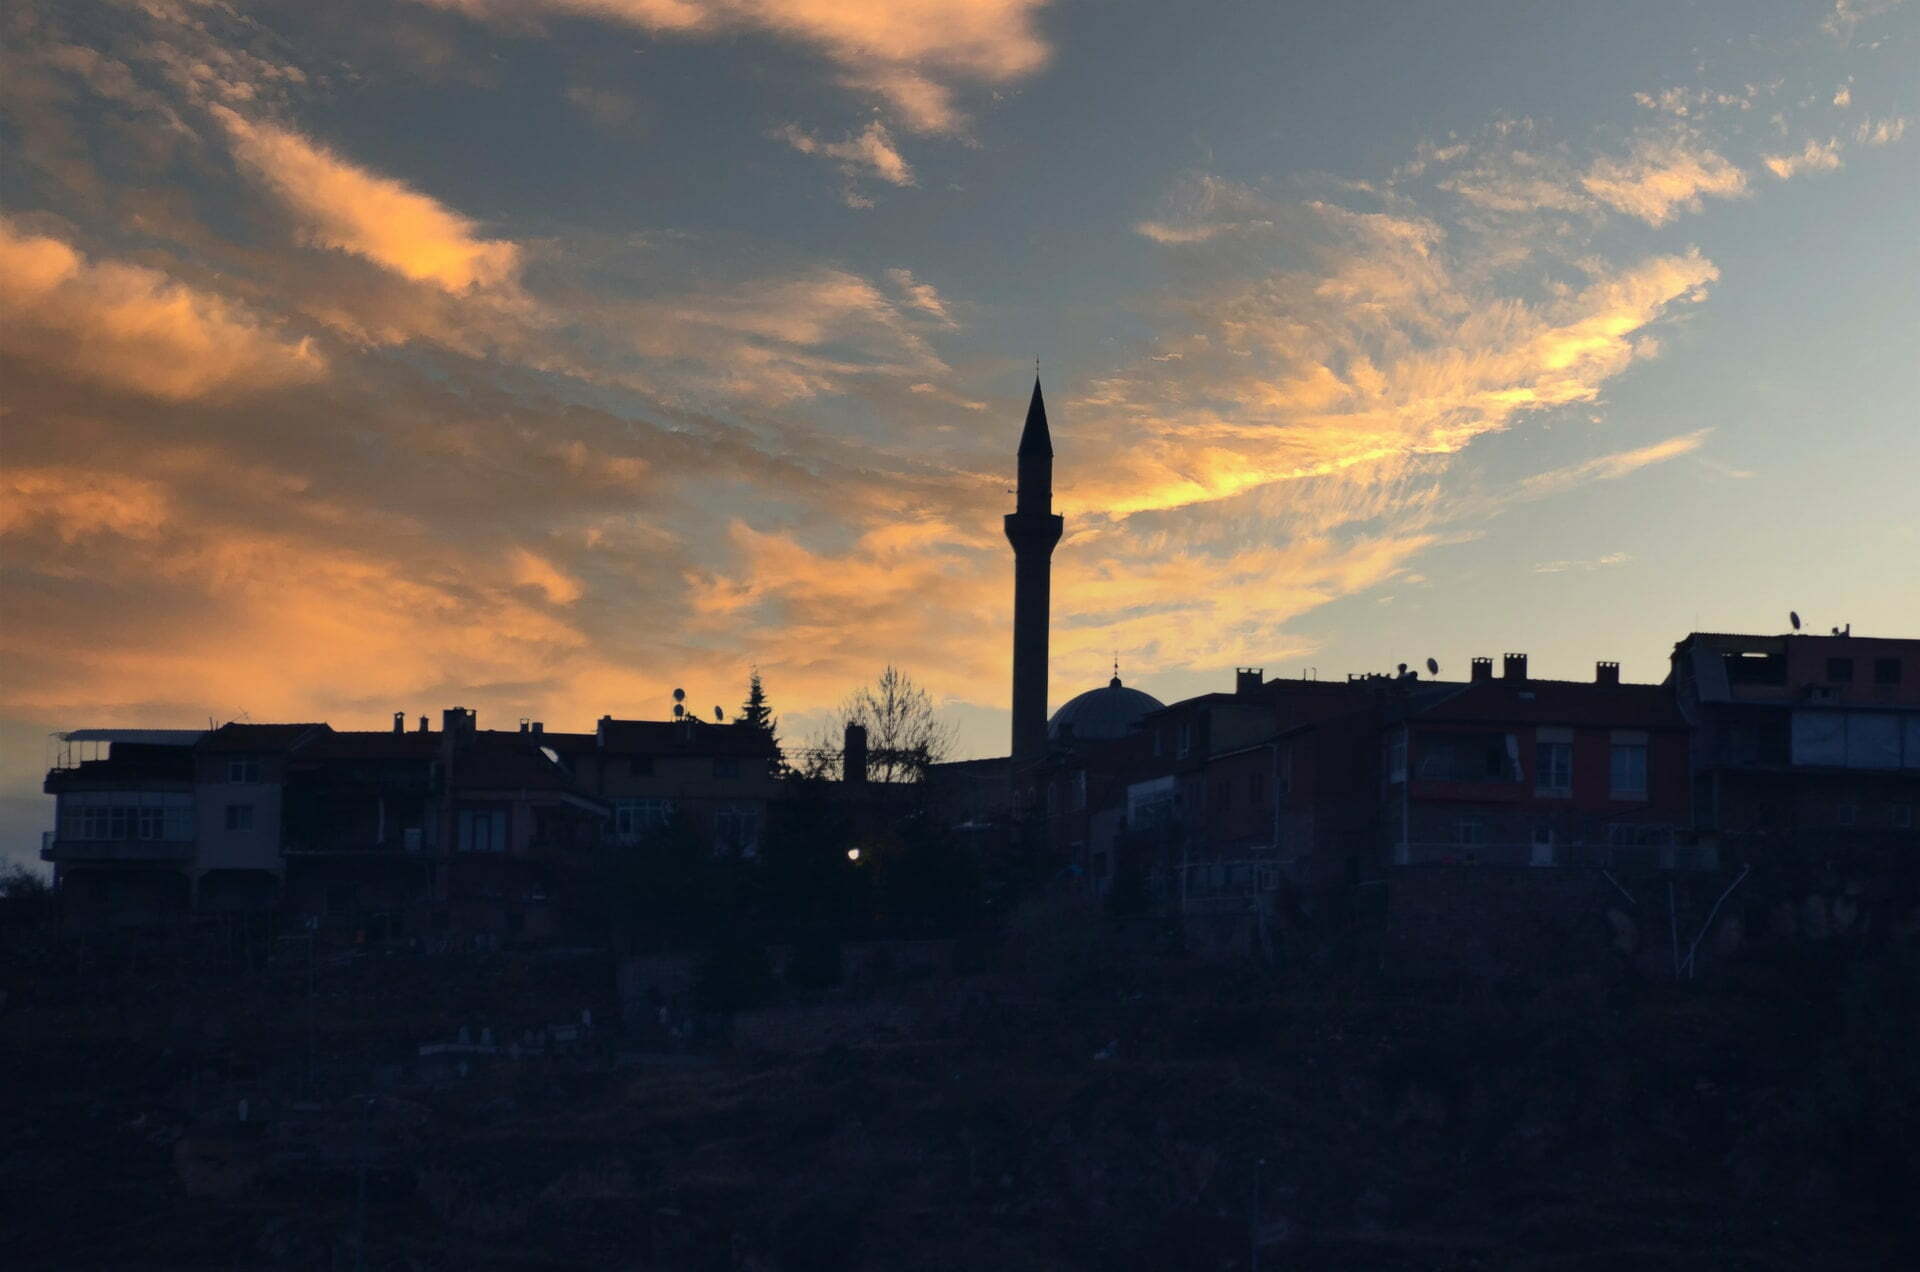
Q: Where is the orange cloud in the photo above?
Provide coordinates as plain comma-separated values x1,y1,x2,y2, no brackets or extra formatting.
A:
776,121,916,189
419,0,1052,132
1763,138,1844,179
0,217,324,401
1579,136,1748,224
215,108,521,293
1083,183,1719,520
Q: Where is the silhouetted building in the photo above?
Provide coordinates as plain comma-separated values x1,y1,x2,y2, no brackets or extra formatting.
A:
280,721,440,937
41,729,202,924
1382,654,1696,869
547,714,784,855
1672,630,1920,861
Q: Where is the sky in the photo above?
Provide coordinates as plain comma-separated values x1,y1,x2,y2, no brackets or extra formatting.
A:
3,0,1917,869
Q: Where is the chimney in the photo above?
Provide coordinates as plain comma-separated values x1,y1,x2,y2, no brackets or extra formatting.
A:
844,722,869,786
1471,657,1494,683
519,718,531,734
393,712,405,735
531,722,543,735
1236,667,1264,696
442,707,475,738
596,715,611,749
1596,661,1620,686
418,714,429,733
1503,653,1528,683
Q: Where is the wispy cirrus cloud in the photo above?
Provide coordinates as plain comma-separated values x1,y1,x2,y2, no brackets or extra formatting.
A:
614,265,953,403
1100,183,1718,521
1578,134,1749,224
418,0,1053,133
1533,552,1632,574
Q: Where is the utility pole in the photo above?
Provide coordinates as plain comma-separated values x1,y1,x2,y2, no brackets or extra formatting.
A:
352,1094,370,1272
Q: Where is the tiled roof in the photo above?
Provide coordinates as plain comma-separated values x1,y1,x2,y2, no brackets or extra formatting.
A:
197,722,329,753
1408,678,1684,729
306,730,442,759
450,744,586,793
595,719,780,758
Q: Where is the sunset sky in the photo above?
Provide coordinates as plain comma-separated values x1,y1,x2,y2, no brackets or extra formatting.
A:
3,0,1917,868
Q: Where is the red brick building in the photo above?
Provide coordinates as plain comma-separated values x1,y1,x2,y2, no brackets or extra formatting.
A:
1383,654,1696,869
1671,630,1920,861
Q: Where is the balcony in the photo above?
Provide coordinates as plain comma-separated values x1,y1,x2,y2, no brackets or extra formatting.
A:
42,836,195,864
1395,840,1717,871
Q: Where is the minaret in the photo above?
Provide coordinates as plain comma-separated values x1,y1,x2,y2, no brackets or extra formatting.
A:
1005,378,1063,764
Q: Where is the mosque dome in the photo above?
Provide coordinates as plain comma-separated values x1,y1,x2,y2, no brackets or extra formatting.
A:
1047,676,1164,743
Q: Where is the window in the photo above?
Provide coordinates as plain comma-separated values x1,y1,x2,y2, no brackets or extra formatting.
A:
1217,780,1233,811
1608,824,1674,847
1609,743,1648,797
1535,742,1573,795
226,759,262,783
1386,732,1406,783
1893,805,1913,829
1177,721,1194,757
1874,658,1902,685
1072,770,1087,811
224,803,254,831
1836,804,1857,827
1454,819,1487,846
1827,657,1854,683
1417,733,1520,782
60,793,196,841
715,805,759,851
457,808,508,852
713,756,740,779
1249,771,1264,804
614,798,675,840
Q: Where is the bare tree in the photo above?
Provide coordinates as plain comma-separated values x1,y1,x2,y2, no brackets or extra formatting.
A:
815,665,955,783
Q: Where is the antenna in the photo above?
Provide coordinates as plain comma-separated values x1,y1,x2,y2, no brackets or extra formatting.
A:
714,705,724,722
1790,611,1801,631
1426,657,1439,676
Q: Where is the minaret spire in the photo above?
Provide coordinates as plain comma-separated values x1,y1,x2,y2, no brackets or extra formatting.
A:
1006,375,1063,765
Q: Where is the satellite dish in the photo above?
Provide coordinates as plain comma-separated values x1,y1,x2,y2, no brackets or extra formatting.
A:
1426,658,1439,676
673,703,684,719
713,706,724,721
672,687,685,702
1397,663,1407,674
1790,611,1801,631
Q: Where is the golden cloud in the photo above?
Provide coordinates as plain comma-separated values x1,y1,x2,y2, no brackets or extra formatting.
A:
216,108,521,293
1579,136,1748,225
0,217,324,401
418,0,1052,132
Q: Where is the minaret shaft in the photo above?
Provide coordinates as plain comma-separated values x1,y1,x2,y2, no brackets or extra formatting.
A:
1006,379,1062,765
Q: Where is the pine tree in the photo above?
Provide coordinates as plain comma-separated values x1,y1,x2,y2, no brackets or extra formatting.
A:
736,667,783,773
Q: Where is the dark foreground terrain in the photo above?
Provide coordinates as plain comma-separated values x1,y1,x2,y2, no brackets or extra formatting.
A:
3,899,1916,1271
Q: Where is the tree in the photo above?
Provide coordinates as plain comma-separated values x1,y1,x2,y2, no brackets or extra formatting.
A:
736,667,778,738
824,664,955,784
